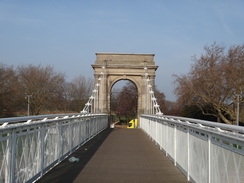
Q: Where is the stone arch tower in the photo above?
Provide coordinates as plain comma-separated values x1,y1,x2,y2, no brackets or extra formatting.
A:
91,53,158,116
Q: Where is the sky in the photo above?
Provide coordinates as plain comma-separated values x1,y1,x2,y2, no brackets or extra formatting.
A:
0,0,243,101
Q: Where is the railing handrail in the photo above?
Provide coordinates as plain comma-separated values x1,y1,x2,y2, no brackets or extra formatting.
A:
0,113,107,127
141,114,244,138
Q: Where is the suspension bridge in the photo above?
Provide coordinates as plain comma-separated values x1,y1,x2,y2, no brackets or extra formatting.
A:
0,53,243,183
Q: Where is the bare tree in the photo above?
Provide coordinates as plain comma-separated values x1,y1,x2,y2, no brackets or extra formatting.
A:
174,43,244,124
0,64,20,116
17,64,66,115
67,75,93,112
163,100,181,116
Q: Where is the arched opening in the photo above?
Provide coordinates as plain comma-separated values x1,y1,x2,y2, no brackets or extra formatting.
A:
110,80,138,126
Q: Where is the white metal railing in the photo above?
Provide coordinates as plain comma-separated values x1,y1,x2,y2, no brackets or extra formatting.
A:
0,113,109,183
140,114,244,183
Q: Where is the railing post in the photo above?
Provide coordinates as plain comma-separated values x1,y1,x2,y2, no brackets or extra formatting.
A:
174,124,177,166
40,125,46,176
10,129,16,183
5,138,10,183
208,133,211,183
58,122,62,162
155,119,157,142
69,119,73,154
166,122,168,157
79,118,82,146
187,127,190,181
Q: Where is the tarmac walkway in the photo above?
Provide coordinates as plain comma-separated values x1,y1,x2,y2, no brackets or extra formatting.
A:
37,127,188,183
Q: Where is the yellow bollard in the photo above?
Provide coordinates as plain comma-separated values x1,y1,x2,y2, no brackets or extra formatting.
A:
127,119,135,128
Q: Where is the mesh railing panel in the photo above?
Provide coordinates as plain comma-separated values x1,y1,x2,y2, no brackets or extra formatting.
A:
176,126,188,173
43,123,60,169
189,132,209,183
0,131,10,183
211,142,244,183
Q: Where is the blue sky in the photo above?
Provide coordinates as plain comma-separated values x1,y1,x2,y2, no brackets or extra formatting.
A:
0,0,243,101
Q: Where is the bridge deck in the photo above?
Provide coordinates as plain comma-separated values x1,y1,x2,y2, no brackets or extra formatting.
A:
37,127,188,183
